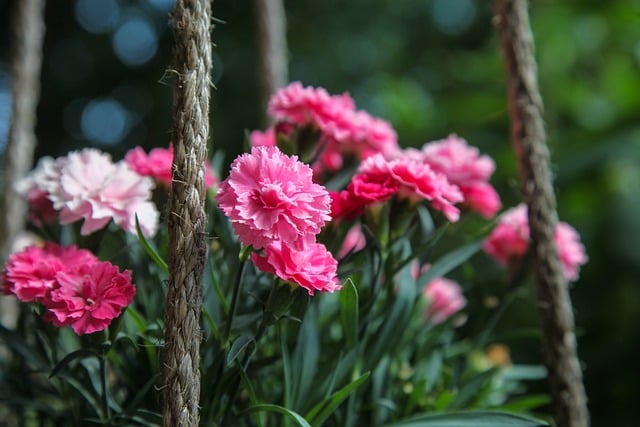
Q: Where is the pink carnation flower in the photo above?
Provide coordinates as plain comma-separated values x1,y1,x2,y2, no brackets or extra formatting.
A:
250,128,276,147
483,204,588,281
41,148,159,236
423,277,467,324
2,242,98,302
337,224,367,259
421,135,501,218
43,261,136,335
216,146,331,249
125,144,218,189
267,82,399,173
252,241,340,295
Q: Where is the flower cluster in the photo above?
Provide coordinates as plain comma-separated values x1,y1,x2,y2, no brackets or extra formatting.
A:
17,148,159,237
264,81,399,173
2,242,135,335
125,144,218,189
216,146,339,295
483,204,588,281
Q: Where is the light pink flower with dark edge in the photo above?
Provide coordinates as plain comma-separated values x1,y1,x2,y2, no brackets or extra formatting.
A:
43,261,136,335
2,242,98,303
423,277,467,325
483,204,588,281
216,146,331,250
15,157,58,226
421,135,501,218
40,148,159,236
252,241,340,295
125,144,218,189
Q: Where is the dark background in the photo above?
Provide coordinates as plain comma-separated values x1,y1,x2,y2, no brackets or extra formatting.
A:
1,1,639,425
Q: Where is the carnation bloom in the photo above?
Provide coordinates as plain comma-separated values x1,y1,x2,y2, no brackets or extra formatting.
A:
267,82,399,173
423,277,467,324
43,261,136,335
337,224,367,259
216,146,331,249
2,242,98,302
40,148,159,236
420,135,501,218
251,241,340,295
483,204,588,281
250,128,276,147
125,144,217,189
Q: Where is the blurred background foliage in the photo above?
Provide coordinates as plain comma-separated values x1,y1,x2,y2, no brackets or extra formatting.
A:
0,0,639,425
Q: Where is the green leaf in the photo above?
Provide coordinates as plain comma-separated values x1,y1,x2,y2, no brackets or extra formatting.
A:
244,404,311,427
291,306,319,411
49,348,98,379
305,371,370,426
339,278,359,349
500,394,551,412
417,240,484,290
226,335,255,366
448,368,498,409
135,215,168,274
383,411,549,426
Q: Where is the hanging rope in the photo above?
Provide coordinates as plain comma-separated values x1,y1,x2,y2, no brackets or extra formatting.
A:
495,1,589,426
163,0,212,425
255,0,288,125
0,0,46,330
0,0,46,262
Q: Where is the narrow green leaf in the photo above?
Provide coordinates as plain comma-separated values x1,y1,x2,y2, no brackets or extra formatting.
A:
500,394,551,412
448,368,498,409
135,215,168,274
49,348,98,379
306,371,370,426
383,410,549,427
339,278,359,349
417,240,484,290
244,404,311,427
291,306,319,411
226,335,255,366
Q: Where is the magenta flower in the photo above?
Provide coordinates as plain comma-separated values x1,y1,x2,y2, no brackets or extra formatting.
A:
216,146,331,250
124,144,218,189
250,128,276,147
423,277,467,325
2,242,98,303
421,135,501,218
40,148,159,236
483,204,588,281
337,224,367,259
252,241,340,295
43,261,136,335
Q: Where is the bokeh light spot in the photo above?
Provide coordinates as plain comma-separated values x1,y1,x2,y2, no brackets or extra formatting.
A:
112,16,158,67
75,0,120,34
80,98,129,145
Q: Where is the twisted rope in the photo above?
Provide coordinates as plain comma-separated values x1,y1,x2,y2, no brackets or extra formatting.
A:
255,0,288,125
0,0,45,262
495,1,589,426
163,0,212,425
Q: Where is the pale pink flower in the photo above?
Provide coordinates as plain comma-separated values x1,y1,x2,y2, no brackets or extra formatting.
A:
483,204,588,281
216,146,331,249
421,135,501,218
252,241,340,295
125,144,218,189
2,242,98,303
43,261,136,335
337,224,367,259
423,277,466,324
15,157,58,225
41,148,159,236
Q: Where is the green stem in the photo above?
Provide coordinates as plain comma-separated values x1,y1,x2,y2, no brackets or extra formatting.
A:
99,355,110,422
222,257,248,346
